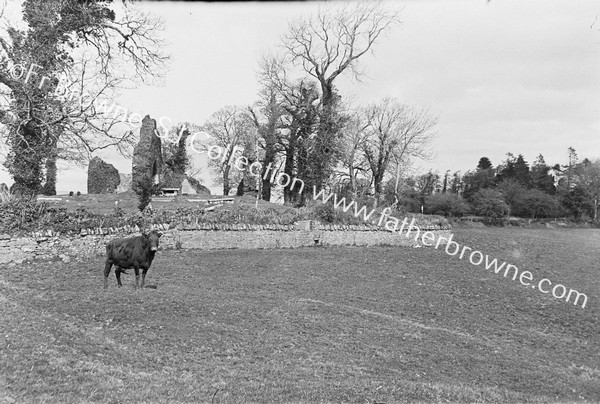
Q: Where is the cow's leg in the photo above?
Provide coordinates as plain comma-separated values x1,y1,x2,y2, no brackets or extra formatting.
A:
103,261,112,289
141,268,149,289
134,266,140,289
115,267,123,288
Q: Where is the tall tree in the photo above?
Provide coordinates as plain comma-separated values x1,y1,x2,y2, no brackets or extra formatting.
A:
477,157,493,170
282,2,399,192
495,153,516,184
531,154,555,194
513,154,531,187
358,98,436,205
450,171,462,195
573,159,600,220
554,147,579,194
442,170,450,193
257,57,321,205
462,158,495,200
414,170,440,212
248,85,285,201
338,111,370,198
202,106,254,196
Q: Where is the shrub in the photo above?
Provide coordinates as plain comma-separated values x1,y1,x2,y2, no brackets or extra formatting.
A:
469,189,509,224
521,189,560,218
396,190,422,214
135,176,154,212
0,200,49,233
313,204,335,223
497,179,528,216
425,193,469,217
560,185,594,221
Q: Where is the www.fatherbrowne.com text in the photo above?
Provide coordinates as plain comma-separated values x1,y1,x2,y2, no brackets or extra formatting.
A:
310,186,588,309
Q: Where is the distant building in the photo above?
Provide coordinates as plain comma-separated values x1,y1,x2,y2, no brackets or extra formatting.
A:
159,188,179,196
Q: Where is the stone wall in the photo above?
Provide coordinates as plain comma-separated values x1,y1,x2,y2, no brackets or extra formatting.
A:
0,222,452,265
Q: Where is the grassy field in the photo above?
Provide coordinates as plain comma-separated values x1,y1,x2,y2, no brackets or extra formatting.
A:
1,227,599,403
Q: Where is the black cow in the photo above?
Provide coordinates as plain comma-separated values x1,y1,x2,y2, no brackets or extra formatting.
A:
104,230,162,289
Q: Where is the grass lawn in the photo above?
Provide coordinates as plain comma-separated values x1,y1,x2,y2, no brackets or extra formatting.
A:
1,227,599,403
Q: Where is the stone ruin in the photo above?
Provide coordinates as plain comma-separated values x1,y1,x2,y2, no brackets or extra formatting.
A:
186,176,211,196
87,157,120,194
85,115,209,195
132,115,163,193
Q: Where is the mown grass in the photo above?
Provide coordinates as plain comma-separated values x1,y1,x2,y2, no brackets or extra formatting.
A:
1,227,599,403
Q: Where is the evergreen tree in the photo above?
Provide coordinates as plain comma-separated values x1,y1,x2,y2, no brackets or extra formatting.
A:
450,171,462,195
477,157,493,170
495,153,516,184
463,158,495,200
513,154,531,187
531,154,556,194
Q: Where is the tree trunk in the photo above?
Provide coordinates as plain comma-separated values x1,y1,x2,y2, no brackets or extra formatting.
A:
8,119,47,197
41,154,57,196
349,165,356,199
261,147,276,202
393,162,401,205
222,165,230,196
373,172,384,207
283,141,296,205
42,139,58,196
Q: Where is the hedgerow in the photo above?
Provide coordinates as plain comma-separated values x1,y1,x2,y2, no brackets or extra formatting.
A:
0,200,449,235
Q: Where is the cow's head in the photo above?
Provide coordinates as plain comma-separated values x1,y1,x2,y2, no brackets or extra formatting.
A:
144,230,162,252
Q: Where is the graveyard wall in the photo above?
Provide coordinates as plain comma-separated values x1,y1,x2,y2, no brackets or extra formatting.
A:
0,222,452,265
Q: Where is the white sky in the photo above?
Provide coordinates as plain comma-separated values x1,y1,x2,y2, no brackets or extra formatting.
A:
1,0,599,195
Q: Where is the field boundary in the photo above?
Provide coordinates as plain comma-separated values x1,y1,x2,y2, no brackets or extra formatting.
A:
0,226,452,265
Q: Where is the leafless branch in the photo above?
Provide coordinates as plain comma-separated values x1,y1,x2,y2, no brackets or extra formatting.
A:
283,1,400,90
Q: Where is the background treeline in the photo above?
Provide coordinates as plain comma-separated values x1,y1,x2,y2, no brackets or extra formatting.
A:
386,148,599,223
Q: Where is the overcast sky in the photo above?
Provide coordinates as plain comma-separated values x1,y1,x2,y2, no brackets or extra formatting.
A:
1,0,599,195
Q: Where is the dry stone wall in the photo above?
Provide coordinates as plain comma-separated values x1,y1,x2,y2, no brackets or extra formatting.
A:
0,221,452,265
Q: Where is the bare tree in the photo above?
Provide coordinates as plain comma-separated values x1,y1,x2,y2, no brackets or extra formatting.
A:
258,56,322,205
202,106,255,196
337,111,370,198
282,2,400,192
283,1,400,105
359,97,437,205
249,64,289,201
